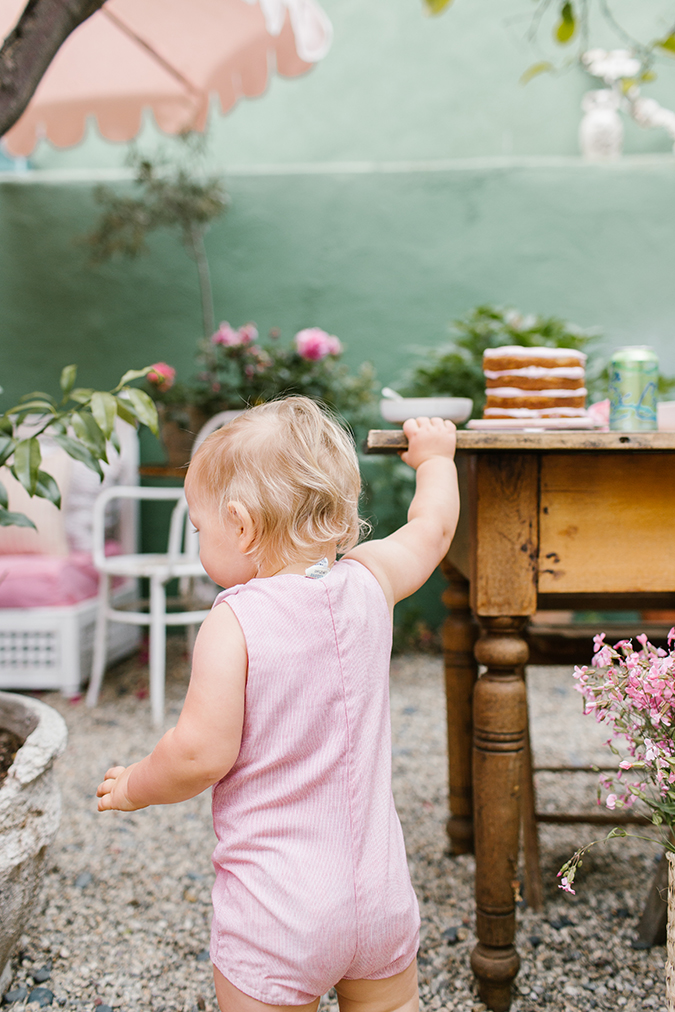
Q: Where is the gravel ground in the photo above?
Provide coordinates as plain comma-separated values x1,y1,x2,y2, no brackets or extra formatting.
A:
3,646,669,1011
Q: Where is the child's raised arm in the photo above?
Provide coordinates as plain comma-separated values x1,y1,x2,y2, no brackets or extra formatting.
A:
346,416,459,610
96,602,247,812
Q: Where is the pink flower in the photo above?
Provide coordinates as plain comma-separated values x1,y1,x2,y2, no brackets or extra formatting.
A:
588,398,610,430
295,327,342,361
593,633,606,654
212,322,242,347
558,876,575,894
605,793,617,810
238,323,258,345
147,362,175,392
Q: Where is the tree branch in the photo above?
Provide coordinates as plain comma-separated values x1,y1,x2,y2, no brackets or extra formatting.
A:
0,0,107,138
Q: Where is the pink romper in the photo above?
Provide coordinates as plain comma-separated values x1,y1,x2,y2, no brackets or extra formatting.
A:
209,558,420,1005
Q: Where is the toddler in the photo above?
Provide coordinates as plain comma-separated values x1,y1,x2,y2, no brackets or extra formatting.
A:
97,396,459,1012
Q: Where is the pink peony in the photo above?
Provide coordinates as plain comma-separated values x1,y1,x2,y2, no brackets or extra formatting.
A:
147,362,175,392
212,322,242,347
295,327,342,361
238,323,258,345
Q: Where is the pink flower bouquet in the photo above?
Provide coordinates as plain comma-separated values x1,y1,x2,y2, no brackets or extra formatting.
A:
558,628,675,893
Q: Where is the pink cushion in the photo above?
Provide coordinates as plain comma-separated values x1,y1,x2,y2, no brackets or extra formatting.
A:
0,543,122,608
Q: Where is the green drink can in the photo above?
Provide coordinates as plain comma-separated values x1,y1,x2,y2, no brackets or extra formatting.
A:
608,346,659,431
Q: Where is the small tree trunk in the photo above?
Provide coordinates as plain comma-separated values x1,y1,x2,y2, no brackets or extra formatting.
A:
0,0,106,138
186,224,215,340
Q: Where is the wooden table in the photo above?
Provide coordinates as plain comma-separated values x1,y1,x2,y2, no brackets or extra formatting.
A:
367,429,675,1012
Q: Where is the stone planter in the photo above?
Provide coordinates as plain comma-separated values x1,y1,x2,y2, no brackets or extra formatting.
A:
0,693,67,993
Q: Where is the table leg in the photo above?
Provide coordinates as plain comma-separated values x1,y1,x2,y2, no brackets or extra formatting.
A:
470,616,528,1012
441,559,479,855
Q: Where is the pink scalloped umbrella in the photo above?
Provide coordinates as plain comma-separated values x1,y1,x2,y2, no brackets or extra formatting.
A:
1,0,332,156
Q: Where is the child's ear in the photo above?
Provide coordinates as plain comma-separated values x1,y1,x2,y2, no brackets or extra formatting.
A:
227,501,255,553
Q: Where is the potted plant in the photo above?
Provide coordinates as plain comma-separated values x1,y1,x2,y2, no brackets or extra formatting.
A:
145,323,378,464
558,629,675,1006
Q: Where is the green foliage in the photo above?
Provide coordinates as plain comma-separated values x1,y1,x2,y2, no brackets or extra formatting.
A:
0,365,159,528
422,0,454,14
82,136,228,339
398,305,604,420
555,2,576,45
192,335,378,426
85,158,227,263
657,33,675,56
431,0,675,83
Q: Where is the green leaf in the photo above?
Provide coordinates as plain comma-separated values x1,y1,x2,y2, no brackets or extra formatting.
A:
50,433,103,477
71,411,107,459
0,505,36,529
0,480,7,510
90,391,118,439
69,388,94,405
0,435,14,467
60,364,77,395
8,399,56,414
118,388,159,434
656,33,675,55
113,397,138,427
555,1,576,43
13,437,42,496
19,391,57,406
0,415,11,435
34,470,62,508
114,367,153,391
520,61,555,84
110,430,121,454
423,0,454,14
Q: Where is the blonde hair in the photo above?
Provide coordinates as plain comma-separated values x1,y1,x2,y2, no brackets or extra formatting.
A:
186,397,367,569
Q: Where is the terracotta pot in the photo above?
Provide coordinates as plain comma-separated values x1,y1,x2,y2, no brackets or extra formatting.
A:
157,404,209,467
0,693,67,992
668,851,675,1010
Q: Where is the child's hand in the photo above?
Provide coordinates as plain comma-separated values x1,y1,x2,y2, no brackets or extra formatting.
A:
400,416,456,471
97,764,145,812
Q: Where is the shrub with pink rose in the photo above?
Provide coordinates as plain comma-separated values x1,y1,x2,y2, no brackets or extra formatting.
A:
147,322,376,425
558,629,675,895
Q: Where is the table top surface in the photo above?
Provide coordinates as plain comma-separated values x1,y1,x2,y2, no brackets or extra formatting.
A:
366,429,675,454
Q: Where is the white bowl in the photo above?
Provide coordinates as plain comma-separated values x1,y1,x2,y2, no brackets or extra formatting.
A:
379,397,473,424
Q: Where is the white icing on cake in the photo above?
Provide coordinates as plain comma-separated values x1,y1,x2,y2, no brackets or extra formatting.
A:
483,346,587,362
484,366,585,380
484,407,588,418
486,387,587,399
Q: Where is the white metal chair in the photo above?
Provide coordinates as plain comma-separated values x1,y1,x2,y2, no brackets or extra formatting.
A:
85,409,242,725
85,486,211,725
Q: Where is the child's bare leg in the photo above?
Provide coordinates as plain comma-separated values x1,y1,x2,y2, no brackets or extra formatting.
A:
213,965,320,1012
334,959,419,1012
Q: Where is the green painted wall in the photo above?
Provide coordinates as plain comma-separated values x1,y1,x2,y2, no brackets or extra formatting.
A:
2,159,674,406
1,0,674,630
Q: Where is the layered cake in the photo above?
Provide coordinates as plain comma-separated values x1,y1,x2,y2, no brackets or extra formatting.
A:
482,346,587,420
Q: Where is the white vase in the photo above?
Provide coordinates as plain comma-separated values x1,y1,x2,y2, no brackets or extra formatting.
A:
579,89,623,160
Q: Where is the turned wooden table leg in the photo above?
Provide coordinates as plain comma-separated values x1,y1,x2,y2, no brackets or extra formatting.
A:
470,617,528,1012
441,558,479,855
